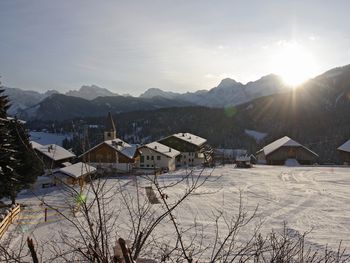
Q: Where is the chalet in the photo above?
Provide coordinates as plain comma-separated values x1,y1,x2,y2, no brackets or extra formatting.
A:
256,136,318,165
53,162,97,186
158,132,211,167
214,148,247,164
31,141,76,170
337,140,350,165
80,113,139,172
137,142,180,171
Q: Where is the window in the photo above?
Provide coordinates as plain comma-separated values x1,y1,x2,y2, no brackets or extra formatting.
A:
140,156,144,163
157,156,161,160
147,156,149,160
146,164,149,167
151,156,154,160
140,164,144,167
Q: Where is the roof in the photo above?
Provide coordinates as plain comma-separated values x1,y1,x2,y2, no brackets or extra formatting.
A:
338,140,350,153
81,138,137,159
56,162,96,179
169,133,207,147
31,141,76,161
141,142,180,158
258,136,318,157
106,112,116,132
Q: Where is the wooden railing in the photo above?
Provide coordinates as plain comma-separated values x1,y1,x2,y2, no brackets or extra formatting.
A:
0,204,21,239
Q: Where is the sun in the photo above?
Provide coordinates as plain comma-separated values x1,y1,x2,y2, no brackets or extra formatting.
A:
271,42,317,87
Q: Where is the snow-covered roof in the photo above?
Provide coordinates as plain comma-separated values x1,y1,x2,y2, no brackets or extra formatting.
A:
259,136,318,156
56,162,96,179
32,142,76,161
338,140,350,153
142,142,180,158
31,141,43,149
171,133,207,147
7,117,26,124
81,138,137,159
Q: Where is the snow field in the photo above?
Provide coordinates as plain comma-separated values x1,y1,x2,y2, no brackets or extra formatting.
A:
5,165,350,259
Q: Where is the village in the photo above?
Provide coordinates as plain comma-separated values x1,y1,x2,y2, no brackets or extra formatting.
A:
22,112,350,190
1,112,350,260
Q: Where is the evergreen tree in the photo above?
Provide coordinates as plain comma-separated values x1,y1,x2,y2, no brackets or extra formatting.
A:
0,81,43,204
8,118,43,195
0,82,18,203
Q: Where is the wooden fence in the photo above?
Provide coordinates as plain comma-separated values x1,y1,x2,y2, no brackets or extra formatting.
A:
0,204,21,239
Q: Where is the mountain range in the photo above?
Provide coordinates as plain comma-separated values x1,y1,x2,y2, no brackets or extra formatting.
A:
6,73,289,120
4,64,350,124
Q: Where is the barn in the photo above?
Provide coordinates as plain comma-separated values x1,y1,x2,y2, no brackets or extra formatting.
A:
337,140,350,165
256,136,318,165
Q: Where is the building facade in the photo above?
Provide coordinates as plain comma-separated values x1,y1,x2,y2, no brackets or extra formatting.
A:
256,136,318,165
137,142,180,171
159,133,211,167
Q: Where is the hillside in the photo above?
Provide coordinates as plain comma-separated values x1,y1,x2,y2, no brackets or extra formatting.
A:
20,94,194,121
27,65,350,163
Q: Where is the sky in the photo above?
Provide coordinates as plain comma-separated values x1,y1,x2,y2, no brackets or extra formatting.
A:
1,0,350,96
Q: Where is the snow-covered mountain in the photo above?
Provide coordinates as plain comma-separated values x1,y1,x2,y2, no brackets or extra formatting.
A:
140,74,286,107
139,88,179,100
3,87,59,115
65,85,118,100
4,85,118,115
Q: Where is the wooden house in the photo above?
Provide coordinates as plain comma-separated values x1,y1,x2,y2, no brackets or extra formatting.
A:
158,132,211,167
53,162,96,186
256,136,318,165
80,113,139,172
214,148,247,164
337,140,350,164
31,141,76,170
137,142,180,172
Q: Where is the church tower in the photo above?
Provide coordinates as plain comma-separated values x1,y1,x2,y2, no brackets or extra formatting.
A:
104,112,117,141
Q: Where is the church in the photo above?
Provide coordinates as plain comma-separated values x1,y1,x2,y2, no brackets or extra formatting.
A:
80,112,139,173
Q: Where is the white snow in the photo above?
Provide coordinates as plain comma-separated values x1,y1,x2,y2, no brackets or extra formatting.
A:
31,142,76,161
338,139,350,153
335,92,344,105
244,129,267,142
5,165,350,260
56,162,96,179
169,132,207,147
258,136,317,157
284,158,300,166
142,142,180,158
30,131,72,146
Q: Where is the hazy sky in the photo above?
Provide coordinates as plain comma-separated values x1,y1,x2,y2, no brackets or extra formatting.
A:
1,1,350,95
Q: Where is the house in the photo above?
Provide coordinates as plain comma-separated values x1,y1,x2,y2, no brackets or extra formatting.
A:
31,141,76,170
158,132,211,167
256,136,318,165
137,142,180,172
214,148,247,164
337,140,350,164
53,162,97,186
80,113,139,173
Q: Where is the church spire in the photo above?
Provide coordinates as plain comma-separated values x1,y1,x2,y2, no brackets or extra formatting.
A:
104,112,117,141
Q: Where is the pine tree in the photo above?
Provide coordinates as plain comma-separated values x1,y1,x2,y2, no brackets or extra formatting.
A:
0,81,18,203
0,81,43,204
8,118,43,195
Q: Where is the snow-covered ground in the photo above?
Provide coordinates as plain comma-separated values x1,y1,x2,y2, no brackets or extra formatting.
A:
30,131,72,146
4,165,350,259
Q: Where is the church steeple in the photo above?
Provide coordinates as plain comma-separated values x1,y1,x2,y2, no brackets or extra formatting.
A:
104,112,117,141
